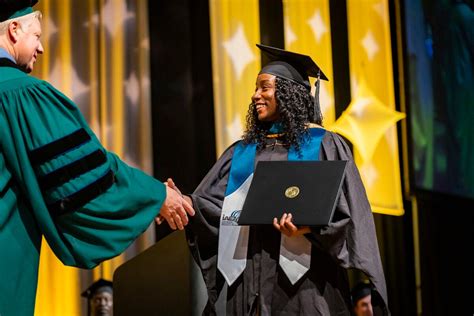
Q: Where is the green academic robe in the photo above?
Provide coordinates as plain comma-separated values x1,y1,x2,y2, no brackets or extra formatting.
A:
0,61,166,316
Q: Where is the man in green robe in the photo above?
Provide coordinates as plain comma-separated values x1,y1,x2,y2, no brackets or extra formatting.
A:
0,1,193,315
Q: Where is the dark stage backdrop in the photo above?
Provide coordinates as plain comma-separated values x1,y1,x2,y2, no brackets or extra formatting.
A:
148,0,216,315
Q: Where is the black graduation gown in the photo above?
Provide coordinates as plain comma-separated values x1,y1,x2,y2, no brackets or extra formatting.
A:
185,131,389,315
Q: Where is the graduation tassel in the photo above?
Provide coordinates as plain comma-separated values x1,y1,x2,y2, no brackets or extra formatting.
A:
313,70,323,124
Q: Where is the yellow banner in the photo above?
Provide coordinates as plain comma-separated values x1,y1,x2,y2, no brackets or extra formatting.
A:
332,0,405,215
209,0,261,155
34,1,81,315
283,0,335,125
34,0,153,314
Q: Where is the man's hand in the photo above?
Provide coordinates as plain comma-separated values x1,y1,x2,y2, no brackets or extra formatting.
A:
273,213,310,237
166,178,181,195
156,180,195,230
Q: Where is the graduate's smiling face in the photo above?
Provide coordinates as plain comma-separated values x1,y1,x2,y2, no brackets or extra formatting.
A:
11,17,44,73
252,73,280,122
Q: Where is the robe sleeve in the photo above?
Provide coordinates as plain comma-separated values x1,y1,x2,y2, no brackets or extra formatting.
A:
184,143,236,315
0,77,166,268
305,132,389,313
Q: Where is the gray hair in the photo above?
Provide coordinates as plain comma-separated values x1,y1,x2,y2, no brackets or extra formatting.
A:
0,11,42,35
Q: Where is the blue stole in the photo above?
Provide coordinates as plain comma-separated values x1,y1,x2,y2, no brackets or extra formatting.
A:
225,127,326,196
218,125,326,285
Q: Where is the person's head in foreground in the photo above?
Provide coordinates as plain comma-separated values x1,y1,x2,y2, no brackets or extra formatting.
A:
351,281,377,316
81,278,114,316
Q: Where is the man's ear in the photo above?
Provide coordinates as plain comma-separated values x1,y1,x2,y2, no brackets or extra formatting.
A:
8,21,21,43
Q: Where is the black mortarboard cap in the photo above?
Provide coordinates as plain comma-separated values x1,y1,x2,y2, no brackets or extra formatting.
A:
0,0,39,22
81,278,113,299
257,44,328,123
257,44,328,91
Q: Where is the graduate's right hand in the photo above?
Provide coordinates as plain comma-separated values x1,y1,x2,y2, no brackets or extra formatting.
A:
157,182,195,230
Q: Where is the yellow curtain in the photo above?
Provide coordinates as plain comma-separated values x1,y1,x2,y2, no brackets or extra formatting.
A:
209,0,261,155
31,0,153,315
282,0,335,125
331,0,405,215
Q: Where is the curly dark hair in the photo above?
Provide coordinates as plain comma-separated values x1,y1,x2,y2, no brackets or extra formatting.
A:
243,76,323,151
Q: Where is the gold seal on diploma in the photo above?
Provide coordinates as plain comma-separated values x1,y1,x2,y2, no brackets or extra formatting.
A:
285,186,300,198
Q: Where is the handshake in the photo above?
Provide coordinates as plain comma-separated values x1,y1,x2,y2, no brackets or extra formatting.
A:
155,178,195,230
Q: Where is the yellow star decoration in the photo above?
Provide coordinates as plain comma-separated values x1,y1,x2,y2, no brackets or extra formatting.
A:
329,80,405,162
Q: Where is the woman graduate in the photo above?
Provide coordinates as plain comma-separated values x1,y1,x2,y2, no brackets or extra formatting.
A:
166,44,389,315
